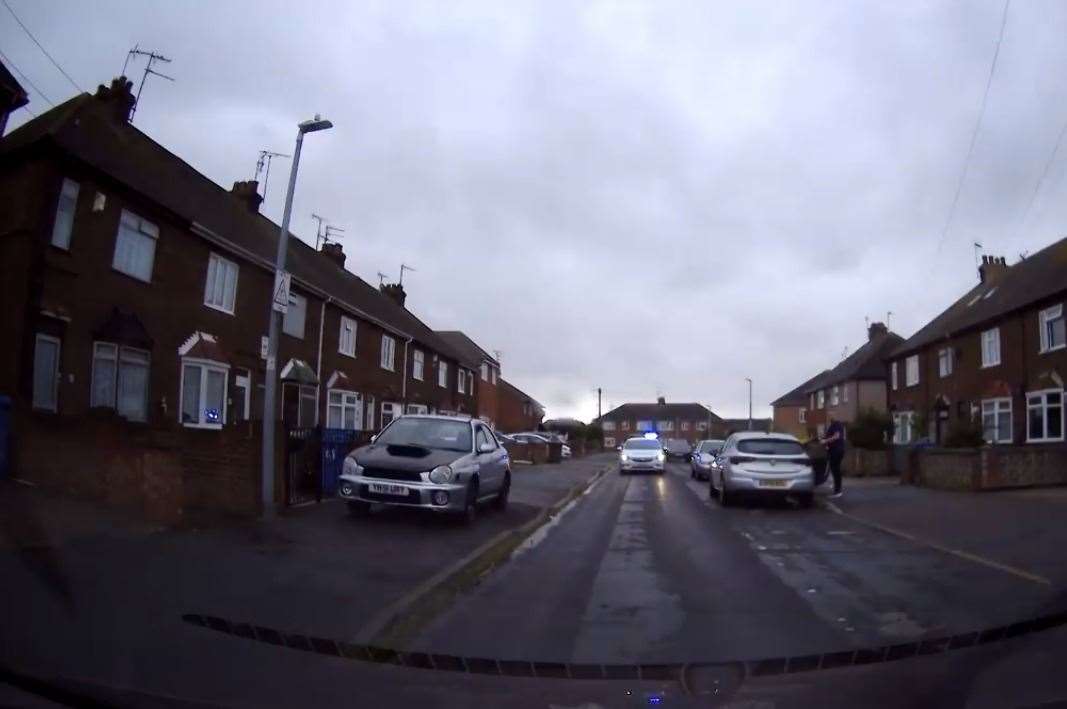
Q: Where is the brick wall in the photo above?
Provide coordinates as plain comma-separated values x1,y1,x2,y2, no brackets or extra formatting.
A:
910,444,1067,490
772,404,807,439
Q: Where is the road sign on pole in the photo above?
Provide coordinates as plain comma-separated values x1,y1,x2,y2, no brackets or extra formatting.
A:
272,271,291,313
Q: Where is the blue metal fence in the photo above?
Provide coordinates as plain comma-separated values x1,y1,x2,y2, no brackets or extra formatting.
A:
320,428,367,497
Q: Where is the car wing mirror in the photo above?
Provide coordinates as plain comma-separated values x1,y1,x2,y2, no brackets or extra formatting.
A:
616,445,623,452
370,434,377,443
478,442,495,453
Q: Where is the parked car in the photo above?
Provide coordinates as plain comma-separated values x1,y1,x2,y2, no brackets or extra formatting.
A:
689,439,725,480
494,432,518,445
510,432,571,458
338,415,510,524
710,432,813,507
618,436,665,474
663,438,693,461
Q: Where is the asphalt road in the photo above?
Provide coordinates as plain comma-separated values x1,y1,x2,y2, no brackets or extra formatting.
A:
412,461,1059,665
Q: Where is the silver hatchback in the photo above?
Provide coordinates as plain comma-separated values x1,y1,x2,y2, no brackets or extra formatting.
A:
338,415,511,524
710,432,814,507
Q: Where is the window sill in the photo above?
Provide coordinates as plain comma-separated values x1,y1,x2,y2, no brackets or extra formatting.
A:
1026,437,1065,444
204,302,235,316
338,351,356,359
183,423,223,430
1039,345,1066,355
980,363,1000,369
111,266,152,284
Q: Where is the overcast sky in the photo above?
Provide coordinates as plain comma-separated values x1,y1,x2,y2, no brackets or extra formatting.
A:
6,1,1067,420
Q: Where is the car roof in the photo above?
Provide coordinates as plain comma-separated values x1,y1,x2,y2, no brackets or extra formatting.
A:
729,431,800,442
400,414,483,425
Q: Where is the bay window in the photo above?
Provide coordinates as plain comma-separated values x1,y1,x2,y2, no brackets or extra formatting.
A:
181,360,228,428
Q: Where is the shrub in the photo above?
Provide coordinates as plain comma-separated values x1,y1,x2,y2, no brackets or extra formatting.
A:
943,418,986,448
848,408,893,450
584,424,602,442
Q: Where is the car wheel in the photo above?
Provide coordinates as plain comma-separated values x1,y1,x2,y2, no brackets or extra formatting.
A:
494,471,511,511
347,500,371,517
460,479,479,525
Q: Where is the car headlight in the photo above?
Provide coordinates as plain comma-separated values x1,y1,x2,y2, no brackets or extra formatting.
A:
342,457,362,477
657,452,666,462
429,465,454,484
620,454,629,461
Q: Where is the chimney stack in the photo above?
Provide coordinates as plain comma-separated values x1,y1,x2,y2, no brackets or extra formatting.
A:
94,76,136,123
978,254,1008,284
321,241,346,268
657,396,666,405
380,282,407,308
230,180,263,214
868,321,888,341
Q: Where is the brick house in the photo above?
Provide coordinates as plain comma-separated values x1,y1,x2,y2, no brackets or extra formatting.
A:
0,77,478,513
887,248,1067,447
595,400,721,449
803,323,903,437
496,379,544,433
771,370,831,439
436,331,501,427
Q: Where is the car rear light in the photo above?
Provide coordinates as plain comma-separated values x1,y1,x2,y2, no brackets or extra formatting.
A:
730,456,756,464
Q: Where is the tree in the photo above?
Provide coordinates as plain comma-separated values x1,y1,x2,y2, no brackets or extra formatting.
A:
848,408,893,450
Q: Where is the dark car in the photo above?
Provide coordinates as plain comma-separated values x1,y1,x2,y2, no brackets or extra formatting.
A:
338,415,511,524
663,438,693,460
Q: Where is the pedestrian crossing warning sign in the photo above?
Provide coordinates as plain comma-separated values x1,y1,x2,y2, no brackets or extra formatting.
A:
272,271,291,314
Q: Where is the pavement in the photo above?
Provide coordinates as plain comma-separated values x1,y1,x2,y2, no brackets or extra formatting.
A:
3,457,1067,707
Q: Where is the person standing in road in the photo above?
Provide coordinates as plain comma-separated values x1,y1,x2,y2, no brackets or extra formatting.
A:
821,417,846,498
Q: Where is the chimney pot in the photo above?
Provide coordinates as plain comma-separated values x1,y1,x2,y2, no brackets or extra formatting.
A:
94,76,136,123
868,321,888,341
657,396,666,405
230,180,263,214
380,282,407,308
321,241,346,268
978,254,1008,284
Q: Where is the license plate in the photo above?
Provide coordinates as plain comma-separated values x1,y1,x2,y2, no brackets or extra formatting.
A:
369,482,408,496
759,479,787,488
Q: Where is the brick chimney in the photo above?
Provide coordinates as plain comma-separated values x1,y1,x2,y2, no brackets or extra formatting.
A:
380,282,407,308
657,396,666,405
868,321,888,341
94,76,136,123
321,241,346,268
229,180,263,214
978,254,1008,284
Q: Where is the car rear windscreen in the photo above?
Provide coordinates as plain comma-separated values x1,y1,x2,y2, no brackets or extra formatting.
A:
698,440,724,452
624,439,662,450
736,439,805,455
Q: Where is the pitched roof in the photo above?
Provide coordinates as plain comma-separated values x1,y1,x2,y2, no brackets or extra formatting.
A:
807,329,905,391
890,239,1067,358
598,402,721,423
434,331,496,370
499,378,543,410
771,369,831,407
0,83,470,366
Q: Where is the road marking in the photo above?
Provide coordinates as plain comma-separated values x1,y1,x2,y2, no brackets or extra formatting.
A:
826,530,854,536
822,500,1052,587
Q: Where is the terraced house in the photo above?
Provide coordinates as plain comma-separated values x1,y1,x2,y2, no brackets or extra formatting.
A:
887,246,1067,447
0,76,482,514
596,399,721,448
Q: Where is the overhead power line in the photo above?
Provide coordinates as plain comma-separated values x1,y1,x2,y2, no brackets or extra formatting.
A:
1014,115,1067,239
0,46,54,106
2,0,83,93
935,0,1011,255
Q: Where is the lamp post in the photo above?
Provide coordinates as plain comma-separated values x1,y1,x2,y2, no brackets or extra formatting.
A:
745,378,753,431
261,115,333,517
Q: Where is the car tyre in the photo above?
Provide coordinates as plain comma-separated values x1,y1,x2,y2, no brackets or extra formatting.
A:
494,471,511,511
460,479,479,525
347,500,371,517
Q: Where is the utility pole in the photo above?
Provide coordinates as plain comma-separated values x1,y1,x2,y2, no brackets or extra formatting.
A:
597,387,602,421
745,378,753,431
124,47,174,122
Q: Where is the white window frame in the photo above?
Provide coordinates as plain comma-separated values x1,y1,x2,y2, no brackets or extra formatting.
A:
327,389,363,431
1038,304,1065,354
491,368,497,385
831,386,840,406
90,341,150,422
637,419,653,432
180,358,230,429
283,293,307,339
816,390,825,409
234,369,251,422
32,333,61,412
380,401,402,428
406,403,429,415
892,411,914,445
621,420,631,431
481,363,489,381
602,421,616,431
938,348,953,378
799,408,806,424
680,421,690,431
338,315,357,358
657,420,673,431
905,355,919,387
604,436,616,448
413,349,425,381
111,208,158,282
458,368,468,394
981,397,1012,444
696,421,708,431
380,334,396,371
203,252,239,315
51,178,79,249
438,361,448,388
1026,389,1064,443
891,361,898,391
843,384,849,403
981,327,1001,368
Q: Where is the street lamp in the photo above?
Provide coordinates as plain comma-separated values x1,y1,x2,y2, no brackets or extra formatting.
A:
261,114,333,517
745,378,753,431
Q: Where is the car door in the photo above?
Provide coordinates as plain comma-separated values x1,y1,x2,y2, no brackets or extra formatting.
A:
475,425,503,493
717,436,735,487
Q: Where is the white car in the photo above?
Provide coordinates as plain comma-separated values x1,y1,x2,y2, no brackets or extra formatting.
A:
710,431,813,507
511,432,571,458
618,437,666,474
689,439,725,481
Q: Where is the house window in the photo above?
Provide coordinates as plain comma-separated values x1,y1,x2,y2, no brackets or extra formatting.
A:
458,368,468,394
1027,390,1063,442
481,363,489,381
831,386,840,406
799,408,807,423
621,420,631,431
233,369,250,421
327,389,363,430
381,401,402,428
816,390,825,408
365,395,376,430
181,360,229,428
1039,305,1065,353
938,348,953,378
981,398,1012,444
203,253,239,314
438,361,448,388
905,355,919,386
696,421,708,431
338,316,357,357
602,421,616,431
413,349,425,380
891,361,898,391
380,335,396,371
637,420,653,432
604,437,616,448
892,411,914,444
657,420,673,431
981,328,1001,368
843,385,849,403
491,368,497,385
283,293,307,338
680,421,690,431
90,342,150,421
407,403,429,415
32,334,60,412
112,209,158,282
51,178,79,249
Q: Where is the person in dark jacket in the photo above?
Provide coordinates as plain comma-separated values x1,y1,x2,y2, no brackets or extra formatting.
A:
820,417,846,498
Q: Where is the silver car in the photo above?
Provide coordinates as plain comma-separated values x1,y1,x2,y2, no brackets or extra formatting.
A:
689,439,725,481
618,436,666,474
338,415,510,524
710,432,814,507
